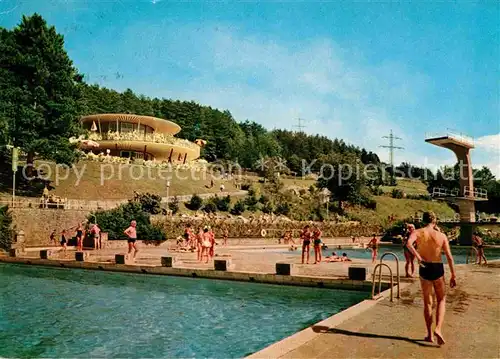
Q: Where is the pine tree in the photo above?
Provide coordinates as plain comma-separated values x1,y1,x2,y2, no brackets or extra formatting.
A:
0,14,83,169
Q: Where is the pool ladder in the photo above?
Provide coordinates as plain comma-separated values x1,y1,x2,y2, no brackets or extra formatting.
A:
465,246,478,264
371,252,400,302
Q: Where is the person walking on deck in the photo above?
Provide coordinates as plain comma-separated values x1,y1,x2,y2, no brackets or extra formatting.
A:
367,235,378,263
472,233,488,265
403,224,416,277
407,211,456,346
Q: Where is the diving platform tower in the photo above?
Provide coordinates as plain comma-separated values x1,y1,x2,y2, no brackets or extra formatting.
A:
425,131,488,245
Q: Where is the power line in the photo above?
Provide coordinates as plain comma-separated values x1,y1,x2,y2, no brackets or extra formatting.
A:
379,130,404,182
294,118,306,132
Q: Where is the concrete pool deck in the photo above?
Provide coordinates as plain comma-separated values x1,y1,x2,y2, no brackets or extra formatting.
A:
2,244,499,358
250,260,500,358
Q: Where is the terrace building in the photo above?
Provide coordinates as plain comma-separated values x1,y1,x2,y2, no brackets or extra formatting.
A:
80,113,201,163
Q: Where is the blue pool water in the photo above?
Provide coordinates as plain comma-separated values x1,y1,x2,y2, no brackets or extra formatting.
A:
0,264,366,358
276,245,500,264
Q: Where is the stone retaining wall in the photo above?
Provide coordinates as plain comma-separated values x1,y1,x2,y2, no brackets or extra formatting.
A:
156,218,382,239
10,208,90,246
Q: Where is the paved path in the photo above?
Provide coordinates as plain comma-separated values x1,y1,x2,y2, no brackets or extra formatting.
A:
267,262,500,359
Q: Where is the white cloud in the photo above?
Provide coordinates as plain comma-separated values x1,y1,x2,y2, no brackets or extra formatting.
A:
114,23,498,176
474,133,500,178
476,133,500,153
147,26,428,156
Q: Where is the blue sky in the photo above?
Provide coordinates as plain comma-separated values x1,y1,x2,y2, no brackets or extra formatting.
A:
1,0,499,175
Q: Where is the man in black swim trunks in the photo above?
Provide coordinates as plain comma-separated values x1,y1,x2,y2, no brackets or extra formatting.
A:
407,211,456,346
300,225,311,264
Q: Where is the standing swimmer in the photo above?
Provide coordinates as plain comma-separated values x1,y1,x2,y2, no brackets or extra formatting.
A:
367,234,378,263
403,224,416,277
124,220,138,261
312,226,323,264
301,225,311,264
407,211,456,345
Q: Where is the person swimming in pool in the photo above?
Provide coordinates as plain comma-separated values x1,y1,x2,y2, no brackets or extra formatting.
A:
324,252,339,262
124,220,138,260
407,211,456,346
341,253,351,262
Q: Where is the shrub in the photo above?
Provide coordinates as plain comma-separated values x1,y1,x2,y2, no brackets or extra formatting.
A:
370,186,384,196
185,194,203,211
132,192,162,214
203,202,217,213
391,189,404,199
299,188,306,196
259,194,269,204
262,202,274,214
247,186,257,197
406,194,431,201
361,198,377,210
90,202,166,241
241,181,252,191
275,202,291,216
230,200,246,215
213,195,231,212
244,192,259,208
168,196,180,214
0,206,14,250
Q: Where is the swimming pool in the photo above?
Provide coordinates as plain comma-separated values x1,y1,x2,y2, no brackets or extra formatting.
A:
282,245,500,264
0,264,366,358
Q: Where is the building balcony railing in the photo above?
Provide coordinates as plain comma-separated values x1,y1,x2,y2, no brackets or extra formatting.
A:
86,131,200,150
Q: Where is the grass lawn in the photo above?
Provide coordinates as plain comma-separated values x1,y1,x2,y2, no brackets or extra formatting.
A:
381,178,429,195
346,195,456,226
0,160,317,201
1,160,242,200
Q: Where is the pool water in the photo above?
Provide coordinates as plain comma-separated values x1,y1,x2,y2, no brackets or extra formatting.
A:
0,264,366,358
285,245,500,264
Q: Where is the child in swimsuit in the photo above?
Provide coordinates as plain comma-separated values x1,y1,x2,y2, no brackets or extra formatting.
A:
222,228,228,246
50,230,57,246
60,230,67,252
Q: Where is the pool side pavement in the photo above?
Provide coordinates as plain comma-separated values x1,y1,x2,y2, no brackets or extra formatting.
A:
248,260,500,359
0,255,392,292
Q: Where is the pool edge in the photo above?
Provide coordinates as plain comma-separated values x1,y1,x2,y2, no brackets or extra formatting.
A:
245,280,412,359
0,256,391,292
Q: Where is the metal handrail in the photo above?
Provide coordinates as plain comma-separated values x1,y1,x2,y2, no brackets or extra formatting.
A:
425,131,474,146
372,263,394,302
464,186,487,199
466,247,478,264
379,252,400,299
